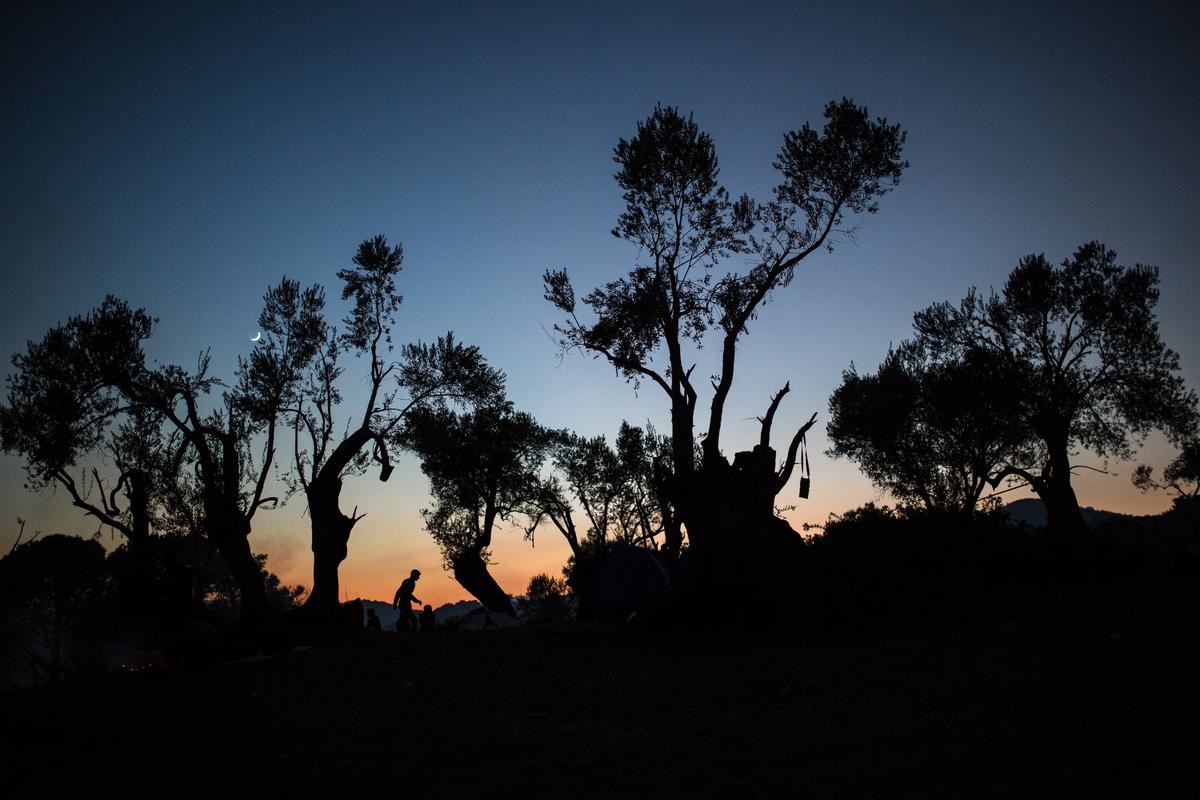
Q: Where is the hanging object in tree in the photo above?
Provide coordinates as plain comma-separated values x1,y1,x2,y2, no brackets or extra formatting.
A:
798,433,811,499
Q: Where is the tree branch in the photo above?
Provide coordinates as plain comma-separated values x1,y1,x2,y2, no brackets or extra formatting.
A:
773,412,818,493
51,466,132,539
985,464,1042,493
707,200,845,460
759,382,791,450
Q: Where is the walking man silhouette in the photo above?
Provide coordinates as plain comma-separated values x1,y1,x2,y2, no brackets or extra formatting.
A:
392,569,422,632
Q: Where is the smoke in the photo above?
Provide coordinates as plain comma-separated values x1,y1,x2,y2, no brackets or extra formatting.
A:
251,528,308,587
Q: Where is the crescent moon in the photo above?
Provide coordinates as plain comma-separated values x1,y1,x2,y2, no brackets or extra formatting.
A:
250,332,261,342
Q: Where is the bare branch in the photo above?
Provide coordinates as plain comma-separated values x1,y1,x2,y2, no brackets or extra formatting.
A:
759,382,791,450
774,411,818,493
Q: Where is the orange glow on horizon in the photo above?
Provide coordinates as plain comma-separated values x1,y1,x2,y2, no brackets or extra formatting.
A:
295,520,579,607
2,441,1186,609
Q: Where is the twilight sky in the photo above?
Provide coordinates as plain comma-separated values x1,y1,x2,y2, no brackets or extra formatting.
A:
3,1,1198,605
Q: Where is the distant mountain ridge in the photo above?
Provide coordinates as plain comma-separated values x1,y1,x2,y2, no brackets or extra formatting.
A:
1003,497,1199,554
358,599,482,630
1003,498,1129,529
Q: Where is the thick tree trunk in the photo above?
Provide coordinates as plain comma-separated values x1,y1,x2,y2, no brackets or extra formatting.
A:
1036,473,1091,540
451,551,516,616
117,470,156,617
653,458,684,561
670,448,806,619
126,470,152,570
301,477,357,622
300,426,383,623
651,389,813,624
694,457,801,556
208,511,269,631
206,432,270,631
1034,427,1091,540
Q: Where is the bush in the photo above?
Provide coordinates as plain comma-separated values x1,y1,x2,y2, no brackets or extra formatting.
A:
522,573,573,623
0,534,109,685
793,503,1034,632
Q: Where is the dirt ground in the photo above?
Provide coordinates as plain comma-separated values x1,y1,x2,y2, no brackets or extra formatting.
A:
3,578,1197,798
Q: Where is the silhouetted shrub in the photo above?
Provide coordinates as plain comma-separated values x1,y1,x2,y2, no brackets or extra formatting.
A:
522,573,574,624
790,504,1035,632
0,534,108,685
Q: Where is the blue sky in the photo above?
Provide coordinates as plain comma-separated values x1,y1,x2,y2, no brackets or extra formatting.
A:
3,1,1198,603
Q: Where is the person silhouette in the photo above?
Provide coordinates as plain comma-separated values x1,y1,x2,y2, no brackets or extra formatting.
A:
392,569,422,632
419,604,436,633
365,607,382,631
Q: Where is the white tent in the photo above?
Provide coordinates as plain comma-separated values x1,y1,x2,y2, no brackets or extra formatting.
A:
456,607,520,631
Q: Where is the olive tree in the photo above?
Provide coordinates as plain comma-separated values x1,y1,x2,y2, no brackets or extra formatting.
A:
912,242,1198,537
544,100,906,591
401,400,556,615
828,342,1028,514
288,236,504,621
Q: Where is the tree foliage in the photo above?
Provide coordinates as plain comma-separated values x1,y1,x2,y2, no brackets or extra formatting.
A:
906,242,1198,534
545,99,906,568
1133,438,1200,502
401,400,555,613
525,422,673,554
522,572,572,623
0,534,107,685
2,278,326,630
406,401,554,566
1,298,160,540
135,278,325,627
828,343,1027,513
288,235,505,620
235,279,327,423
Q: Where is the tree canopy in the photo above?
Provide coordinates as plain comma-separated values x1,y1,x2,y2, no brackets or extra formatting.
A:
401,399,556,614
519,421,675,564
287,235,505,620
1,279,329,631
545,99,906,574
902,242,1198,534
828,343,1026,514
1,297,158,534
1133,438,1200,502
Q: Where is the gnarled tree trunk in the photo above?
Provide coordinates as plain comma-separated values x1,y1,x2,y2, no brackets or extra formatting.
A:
452,551,515,616
301,426,389,623
302,477,356,621
208,510,269,631
1038,482,1089,540
1032,423,1091,541
205,435,271,635
113,469,157,618
667,388,817,615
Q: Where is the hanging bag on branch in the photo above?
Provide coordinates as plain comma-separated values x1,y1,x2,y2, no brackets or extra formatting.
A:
798,433,811,499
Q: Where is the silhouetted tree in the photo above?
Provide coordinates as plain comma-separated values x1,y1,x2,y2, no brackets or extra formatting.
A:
402,400,556,615
4,283,320,636
523,572,572,623
132,279,324,630
1,299,163,605
828,342,1027,513
525,422,673,556
1133,438,1200,503
289,235,504,621
119,525,303,628
913,243,1199,537
608,422,675,548
545,100,906,593
202,551,307,622
0,534,107,685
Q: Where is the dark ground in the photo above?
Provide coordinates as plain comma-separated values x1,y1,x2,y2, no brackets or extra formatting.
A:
3,573,1197,798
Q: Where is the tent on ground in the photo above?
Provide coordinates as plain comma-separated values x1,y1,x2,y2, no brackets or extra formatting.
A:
575,546,673,620
456,607,520,631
